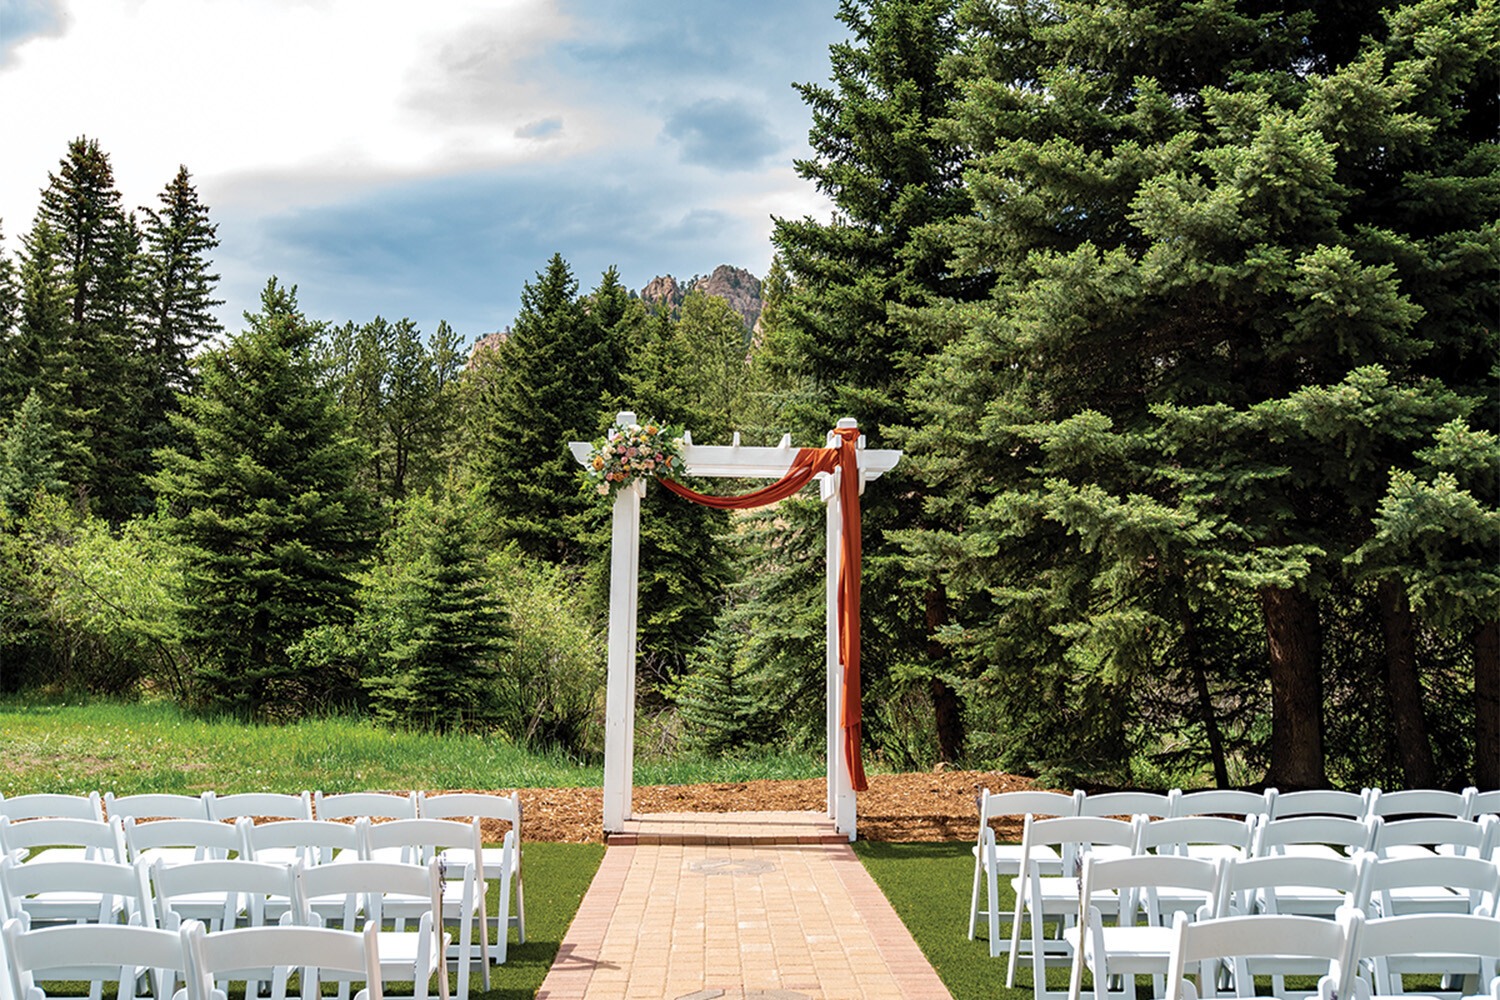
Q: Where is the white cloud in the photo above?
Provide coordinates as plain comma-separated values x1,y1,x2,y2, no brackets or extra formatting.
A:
0,0,590,232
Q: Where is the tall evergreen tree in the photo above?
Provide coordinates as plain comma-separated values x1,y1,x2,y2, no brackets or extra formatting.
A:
470,255,628,562
151,279,376,717
0,224,18,392
0,390,66,519
905,0,1497,787
755,0,979,761
138,166,223,455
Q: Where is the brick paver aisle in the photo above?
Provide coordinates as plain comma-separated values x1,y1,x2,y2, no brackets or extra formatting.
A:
536,812,952,1000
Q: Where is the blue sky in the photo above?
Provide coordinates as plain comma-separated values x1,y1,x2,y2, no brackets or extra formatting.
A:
0,0,847,346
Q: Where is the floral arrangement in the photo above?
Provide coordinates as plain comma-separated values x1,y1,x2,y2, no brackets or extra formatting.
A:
582,418,686,502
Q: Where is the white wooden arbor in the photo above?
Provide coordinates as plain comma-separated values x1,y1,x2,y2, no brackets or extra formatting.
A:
570,412,901,840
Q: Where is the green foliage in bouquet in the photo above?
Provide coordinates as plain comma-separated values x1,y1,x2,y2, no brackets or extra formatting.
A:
581,417,686,503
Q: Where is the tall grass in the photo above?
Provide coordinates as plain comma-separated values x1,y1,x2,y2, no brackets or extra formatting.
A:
0,697,826,796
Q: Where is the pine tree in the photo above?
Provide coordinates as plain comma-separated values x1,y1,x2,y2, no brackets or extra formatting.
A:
470,255,629,561
0,390,66,519
151,279,377,717
677,612,761,755
0,224,19,395
138,166,223,456
905,0,1498,787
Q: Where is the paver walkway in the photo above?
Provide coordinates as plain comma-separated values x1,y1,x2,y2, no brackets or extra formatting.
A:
536,811,952,1000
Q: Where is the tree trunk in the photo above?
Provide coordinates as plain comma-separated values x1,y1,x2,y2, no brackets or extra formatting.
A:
1379,579,1437,787
1261,585,1327,789
925,583,965,763
1181,595,1230,787
1475,618,1499,789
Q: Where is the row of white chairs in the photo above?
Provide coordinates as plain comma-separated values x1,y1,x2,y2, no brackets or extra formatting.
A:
1163,908,1500,1000
0,790,524,966
5,915,390,1000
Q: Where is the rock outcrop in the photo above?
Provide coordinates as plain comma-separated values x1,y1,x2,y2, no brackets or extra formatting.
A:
639,265,762,331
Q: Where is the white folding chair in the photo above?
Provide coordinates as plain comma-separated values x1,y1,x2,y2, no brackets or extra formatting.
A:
417,791,525,962
1255,815,1380,861
151,856,304,934
205,791,312,823
1370,789,1476,822
1174,789,1275,820
180,920,385,1000
240,818,365,867
0,817,126,868
2,914,188,1000
0,856,151,930
1079,790,1180,820
103,793,211,823
363,818,489,997
1163,909,1362,1000
1473,791,1499,820
1353,913,1500,999
315,791,418,821
1271,790,1373,820
123,817,241,869
969,789,1082,952
1364,854,1500,918
1140,817,1256,914
1373,816,1496,862
1067,853,1224,1000
297,860,451,1000
1221,853,1372,920
1004,814,1143,997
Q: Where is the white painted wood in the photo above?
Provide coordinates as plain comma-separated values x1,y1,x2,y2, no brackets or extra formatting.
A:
601,420,644,832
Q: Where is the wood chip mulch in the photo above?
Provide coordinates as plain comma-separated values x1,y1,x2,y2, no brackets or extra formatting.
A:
440,769,1047,844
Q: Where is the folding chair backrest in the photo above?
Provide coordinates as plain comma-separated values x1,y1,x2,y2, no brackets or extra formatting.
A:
1080,789,1179,819
1142,816,1257,856
1370,788,1475,821
1372,816,1493,859
298,858,444,928
1164,909,1360,1000
363,817,480,866
976,789,1082,825
0,816,126,863
1357,913,1500,986
2,915,187,1000
0,856,153,927
314,790,417,821
205,791,312,822
0,793,103,822
180,921,384,1000
1174,789,1274,819
1270,789,1370,820
1221,854,1370,917
103,792,210,821
1025,814,1142,876
241,819,363,866
1254,815,1379,856
1081,853,1222,927
1365,853,1500,916
123,816,242,863
151,857,303,930
1474,789,1500,819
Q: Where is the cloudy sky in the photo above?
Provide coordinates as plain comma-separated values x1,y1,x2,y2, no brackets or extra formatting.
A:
0,0,846,345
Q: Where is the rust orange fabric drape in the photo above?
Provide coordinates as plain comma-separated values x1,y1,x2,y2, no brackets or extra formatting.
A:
658,427,867,792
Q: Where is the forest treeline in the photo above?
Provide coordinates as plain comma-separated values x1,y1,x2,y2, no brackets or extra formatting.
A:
0,0,1494,793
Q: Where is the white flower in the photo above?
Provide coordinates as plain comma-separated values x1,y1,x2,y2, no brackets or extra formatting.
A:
597,483,610,495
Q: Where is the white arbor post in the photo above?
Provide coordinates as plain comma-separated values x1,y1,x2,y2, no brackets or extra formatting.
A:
572,412,899,838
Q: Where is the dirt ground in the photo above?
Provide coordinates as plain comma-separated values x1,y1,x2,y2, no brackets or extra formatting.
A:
450,769,1047,844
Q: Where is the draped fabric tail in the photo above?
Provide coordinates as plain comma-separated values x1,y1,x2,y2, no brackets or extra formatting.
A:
659,430,867,792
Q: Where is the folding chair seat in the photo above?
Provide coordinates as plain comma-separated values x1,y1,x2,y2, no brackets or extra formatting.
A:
1352,913,1500,999
417,791,526,962
1173,790,1275,821
1140,816,1256,913
1004,814,1143,999
1163,909,1362,1000
0,817,126,869
1066,853,1224,1000
362,819,488,998
1271,790,1373,821
968,788,1082,952
1363,855,1500,929
123,817,241,869
0,856,151,929
180,920,384,1000
2,914,188,1000
1255,815,1380,861
297,860,451,1000
103,793,211,823
314,791,418,822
